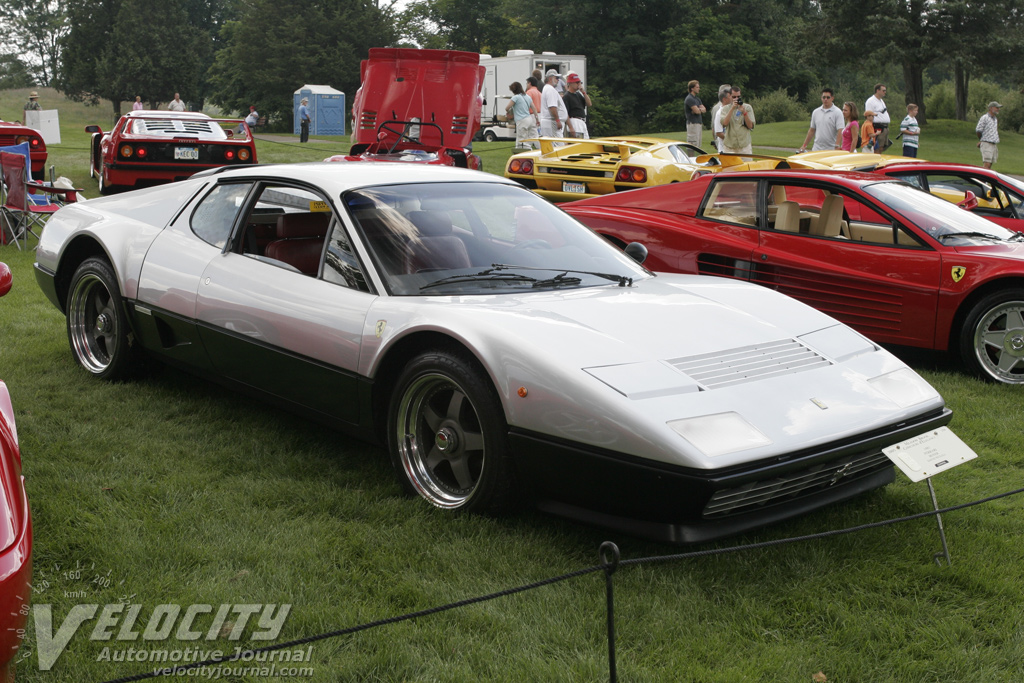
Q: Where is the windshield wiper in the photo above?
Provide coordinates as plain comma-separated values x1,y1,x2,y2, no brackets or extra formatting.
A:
490,263,634,287
419,269,538,291
936,231,1005,241
532,273,584,288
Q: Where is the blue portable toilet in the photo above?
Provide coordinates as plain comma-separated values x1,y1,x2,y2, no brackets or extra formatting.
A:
294,85,346,137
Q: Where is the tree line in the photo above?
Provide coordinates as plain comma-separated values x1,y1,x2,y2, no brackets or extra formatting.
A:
1,0,1022,131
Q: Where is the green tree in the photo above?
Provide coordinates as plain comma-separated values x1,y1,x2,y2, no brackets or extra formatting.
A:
0,0,69,86
57,0,232,117
206,0,398,124
0,53,35,89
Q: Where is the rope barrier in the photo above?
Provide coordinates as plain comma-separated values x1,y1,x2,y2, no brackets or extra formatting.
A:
97,486,1024,683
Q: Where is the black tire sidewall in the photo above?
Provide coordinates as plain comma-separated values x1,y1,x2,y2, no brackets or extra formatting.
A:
387,349,515,513
959,288,1024,383
66,257,138,381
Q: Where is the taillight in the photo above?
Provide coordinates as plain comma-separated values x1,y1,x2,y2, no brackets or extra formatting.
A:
224,149,235,160
136,146,147,158
30,137,42,148
509,159,533,174
238,148,251,161
120,145,134,158
616,166,647,183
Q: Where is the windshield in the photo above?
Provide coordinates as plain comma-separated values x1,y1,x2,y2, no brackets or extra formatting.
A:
864,181,1017,243
344,182,650,295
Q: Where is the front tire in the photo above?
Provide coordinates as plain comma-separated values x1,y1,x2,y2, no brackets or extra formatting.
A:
959,288,1024,383
484,131,497,142
66,257,142,380
388,349,516,513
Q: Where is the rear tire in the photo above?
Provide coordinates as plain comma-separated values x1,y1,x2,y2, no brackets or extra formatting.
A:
959,288,1024,383
388,349,516,513
484,131,497,142
66,257,142,380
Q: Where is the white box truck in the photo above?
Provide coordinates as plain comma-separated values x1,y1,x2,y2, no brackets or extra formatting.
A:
478,50,587,141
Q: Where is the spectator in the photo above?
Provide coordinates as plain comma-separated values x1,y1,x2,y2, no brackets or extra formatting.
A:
710,84,731,152
839,101,860,152
718,86,755,155
24,91,41,111
864,84,890,151
798,88,844,153
168,92,186,112
861,110,878,152
684,80,706,147
245,105,259,129
299,97,311,143
505,81,539,149
540,69,568,138
525,77,542,118
563,73,591,139
976,101,1001,169
132,96,144,111
900,104,920,157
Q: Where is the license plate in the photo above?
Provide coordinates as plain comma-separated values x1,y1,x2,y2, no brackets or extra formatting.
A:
174,147,199,161
563,181,586,194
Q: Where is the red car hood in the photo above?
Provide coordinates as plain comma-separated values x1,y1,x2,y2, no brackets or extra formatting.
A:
351,48,484,150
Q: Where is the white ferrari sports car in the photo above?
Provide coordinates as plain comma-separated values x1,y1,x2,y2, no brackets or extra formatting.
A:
35,163,951,542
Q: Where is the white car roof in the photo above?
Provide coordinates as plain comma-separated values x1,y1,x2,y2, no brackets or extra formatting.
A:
205,162,519,193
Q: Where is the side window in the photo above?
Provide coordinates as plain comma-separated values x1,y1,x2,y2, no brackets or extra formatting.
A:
323,217,370,292
191,183,252,249
235,184,334,277
699,180,758,226
889,172,923,189
768,182,921,247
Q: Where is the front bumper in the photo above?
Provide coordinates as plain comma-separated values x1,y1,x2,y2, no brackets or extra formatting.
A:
512,407,953,544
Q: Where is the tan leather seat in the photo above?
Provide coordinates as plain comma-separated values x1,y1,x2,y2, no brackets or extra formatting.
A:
774,200,800,232
811,194,845,238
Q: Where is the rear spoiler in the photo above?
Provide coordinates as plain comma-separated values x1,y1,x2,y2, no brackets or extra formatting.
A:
694,153,829,170
530,138,646,160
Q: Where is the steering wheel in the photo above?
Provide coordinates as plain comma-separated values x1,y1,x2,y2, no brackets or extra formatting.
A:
379,124,419,154
512,239,553,250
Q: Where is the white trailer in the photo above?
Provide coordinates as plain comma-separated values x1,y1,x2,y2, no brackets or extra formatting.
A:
478,50,587,142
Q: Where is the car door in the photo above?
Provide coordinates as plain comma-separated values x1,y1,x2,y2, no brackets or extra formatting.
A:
134,179,255,374
682,177,761,280
752,179,942,348
195,181,376,425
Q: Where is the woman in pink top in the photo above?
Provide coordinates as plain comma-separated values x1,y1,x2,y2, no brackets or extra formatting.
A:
840,101,860,152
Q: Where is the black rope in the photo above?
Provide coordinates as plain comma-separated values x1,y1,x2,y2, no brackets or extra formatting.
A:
97,486,1024,683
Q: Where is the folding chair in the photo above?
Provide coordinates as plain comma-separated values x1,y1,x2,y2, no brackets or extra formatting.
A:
0,151,78,250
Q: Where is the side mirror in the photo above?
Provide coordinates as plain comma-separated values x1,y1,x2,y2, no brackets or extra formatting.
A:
624,242,648,264
958,190,979,211
0,263,12,298
84,125,101,134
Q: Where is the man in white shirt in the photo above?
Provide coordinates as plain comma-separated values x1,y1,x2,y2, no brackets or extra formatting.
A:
976,101,1001,169
797,88,845,153
709,85,730,152
540,69,568,138
168,92,186,112
864,84,890,151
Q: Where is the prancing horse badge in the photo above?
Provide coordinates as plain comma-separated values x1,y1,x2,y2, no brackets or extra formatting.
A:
375,320,387,338
951,266,967,283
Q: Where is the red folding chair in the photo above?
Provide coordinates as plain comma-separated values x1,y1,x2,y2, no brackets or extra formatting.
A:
1,151,79,250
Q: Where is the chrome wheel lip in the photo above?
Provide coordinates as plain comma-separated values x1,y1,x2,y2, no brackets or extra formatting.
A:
68,273,116,375
973,301,1024,384
395,372,484,509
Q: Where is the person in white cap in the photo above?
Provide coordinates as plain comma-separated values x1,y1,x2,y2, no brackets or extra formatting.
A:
540,69,568,138
24,91,41,111
976,101,1001,169
299,97,311,143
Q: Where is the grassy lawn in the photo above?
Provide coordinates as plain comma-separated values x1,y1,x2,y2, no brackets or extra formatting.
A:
3,89,1024,682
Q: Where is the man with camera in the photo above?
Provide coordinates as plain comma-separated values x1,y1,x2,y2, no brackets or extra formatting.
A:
718,86,755,155
864,84,890,151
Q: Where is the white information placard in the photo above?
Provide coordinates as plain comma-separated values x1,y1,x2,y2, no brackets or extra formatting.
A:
883,426,977,482
24,109,61,144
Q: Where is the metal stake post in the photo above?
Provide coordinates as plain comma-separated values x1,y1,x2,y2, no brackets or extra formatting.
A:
600,542,620,683
927,477,951,566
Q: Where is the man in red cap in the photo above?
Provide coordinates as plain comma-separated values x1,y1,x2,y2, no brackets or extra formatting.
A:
563,72,591,139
